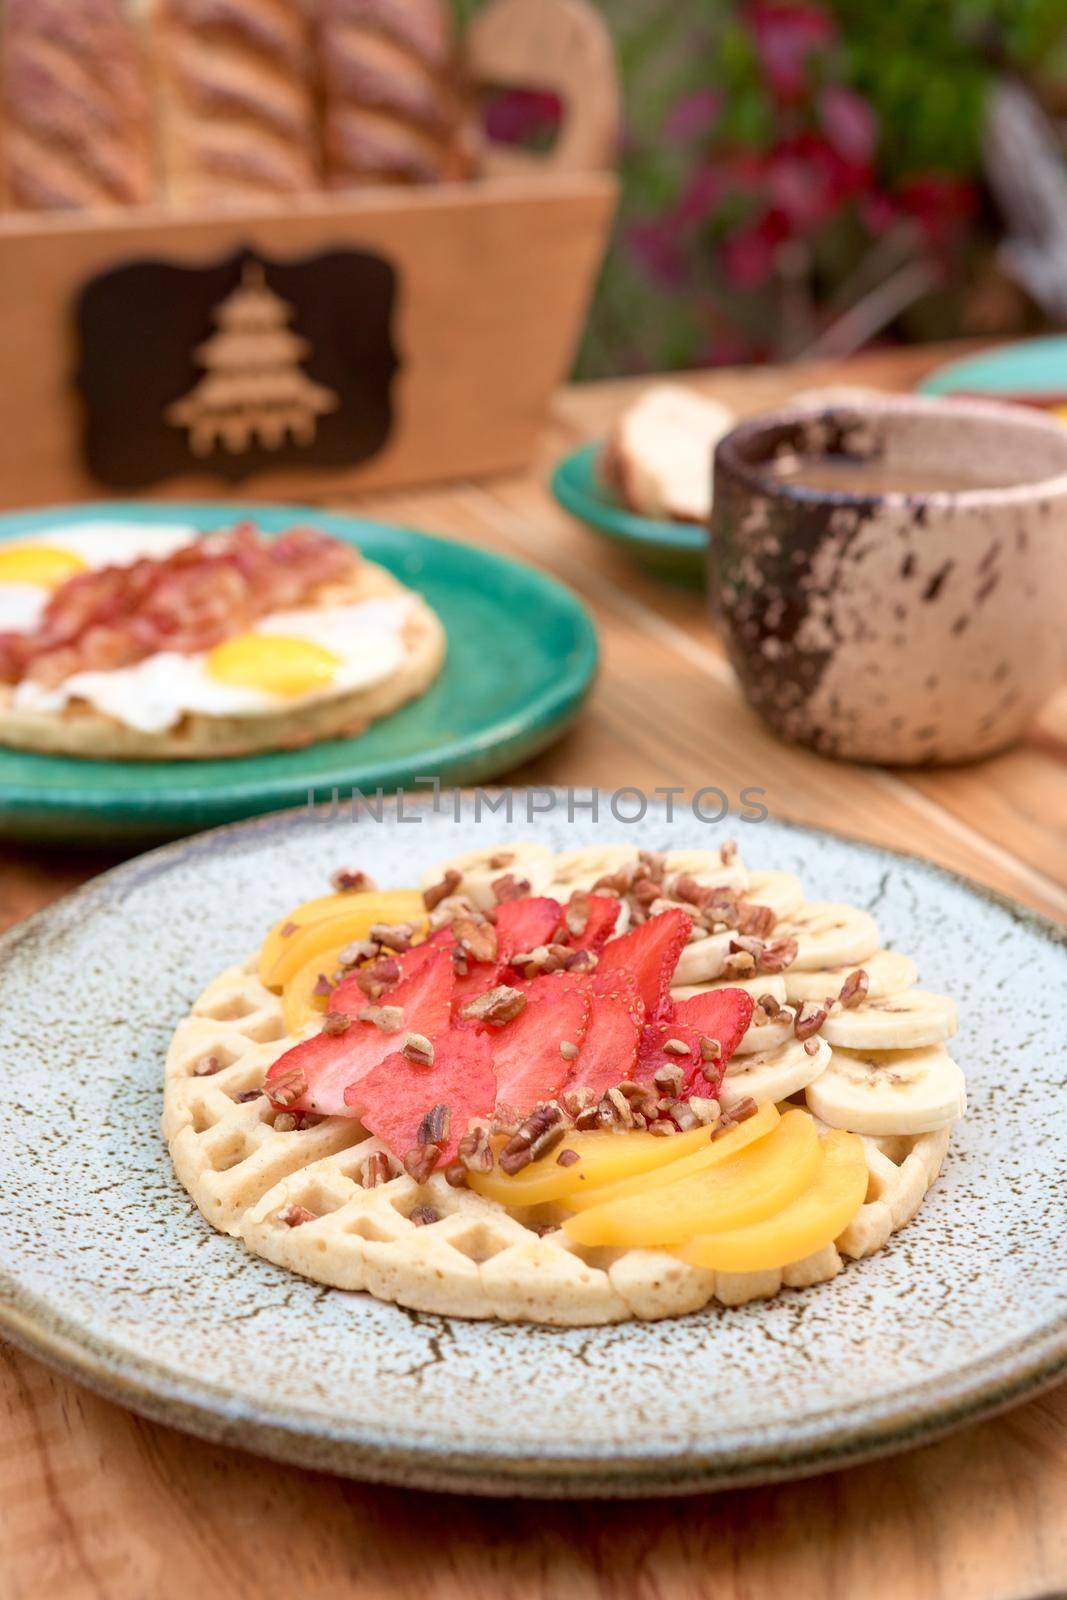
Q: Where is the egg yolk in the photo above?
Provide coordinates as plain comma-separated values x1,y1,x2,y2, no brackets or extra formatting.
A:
206,634,343,697
0,546,88,587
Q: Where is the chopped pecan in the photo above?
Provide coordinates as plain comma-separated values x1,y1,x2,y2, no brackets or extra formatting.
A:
453,916,498,964
662,1037,691,1058
715,1095,759,1135
559,1039,579,1061
267,1065,307,1106
273,1112,300,1132
362,1151,396,1187
653,1062,684,1095
598,1086,634,1130
234,1088,263,1103
354,955,401,998
629,877,661,909
331,868,376,893
457,1121,494,1173
278,1203,315,1227
417,1103,451,1148
564,892,590,937
499,1103,566,1173
357,1003,404,1034
688,1095,721,1126
560,1086,595,1121
403,1145,440,1183
492,873,531,903
756,991,782,1020
803,1038,823,1056
491,1101,523,1136
839,968,869,1008
402,1031,434,1067
423,869,462,911
758,937,799,974
794,1001,827,1041
312,972,336,1000
592,867,633,895
338,938,381,969
458,984,526,1026
443,1162,469,1188
737,902,776,939
369,922,413,954
409,1205,440,1227
722,951,757,977
193,1053,220,1077
321,1010,352,1036
556,1148,580,1168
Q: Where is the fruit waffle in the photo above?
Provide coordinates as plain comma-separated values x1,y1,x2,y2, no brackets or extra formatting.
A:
162,842,964,1324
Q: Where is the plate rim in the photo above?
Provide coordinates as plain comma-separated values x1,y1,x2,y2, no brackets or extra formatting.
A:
1,797,1064,1496
918,333,1067,396
551,441,707,555
0,501,599,824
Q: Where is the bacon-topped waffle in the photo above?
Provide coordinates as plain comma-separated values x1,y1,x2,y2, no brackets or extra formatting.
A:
163,841,964,1324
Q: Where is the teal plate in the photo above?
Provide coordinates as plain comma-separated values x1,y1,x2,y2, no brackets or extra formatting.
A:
0,503,599,845
919,335,1067,402
551,442,706,586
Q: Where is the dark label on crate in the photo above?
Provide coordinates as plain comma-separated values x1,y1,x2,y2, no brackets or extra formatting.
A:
75,246,399,487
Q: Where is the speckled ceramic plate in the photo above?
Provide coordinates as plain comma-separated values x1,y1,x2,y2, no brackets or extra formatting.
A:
551,443,706,585
0,503,598,845
1,798,1064,1497
919,334,1067,404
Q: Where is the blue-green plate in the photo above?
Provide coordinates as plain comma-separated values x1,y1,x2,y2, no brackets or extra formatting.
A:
551,442,706,585
0,503,598,845
919,335,1067,403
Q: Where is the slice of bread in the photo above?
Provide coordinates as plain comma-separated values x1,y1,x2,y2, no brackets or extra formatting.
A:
601,385,735,523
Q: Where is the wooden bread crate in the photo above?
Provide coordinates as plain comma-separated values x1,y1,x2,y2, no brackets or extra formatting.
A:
0,0,619,508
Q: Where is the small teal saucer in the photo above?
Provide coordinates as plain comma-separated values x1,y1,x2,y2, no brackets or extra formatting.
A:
551,442,706,585
919,335,1067,403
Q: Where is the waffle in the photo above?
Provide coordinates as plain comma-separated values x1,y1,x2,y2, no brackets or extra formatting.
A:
164,890,957,1324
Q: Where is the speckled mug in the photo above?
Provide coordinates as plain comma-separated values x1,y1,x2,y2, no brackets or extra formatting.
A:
709,395,1067,764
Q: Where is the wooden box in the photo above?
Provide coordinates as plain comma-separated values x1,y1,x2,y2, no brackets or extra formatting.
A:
0,0,618,508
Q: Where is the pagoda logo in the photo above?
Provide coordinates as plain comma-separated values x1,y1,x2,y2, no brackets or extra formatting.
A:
166,261,339,456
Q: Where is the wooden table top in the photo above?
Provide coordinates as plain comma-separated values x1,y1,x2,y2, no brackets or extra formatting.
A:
1,340,1064,1600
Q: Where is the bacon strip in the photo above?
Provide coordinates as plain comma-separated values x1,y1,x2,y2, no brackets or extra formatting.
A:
0,522,359,687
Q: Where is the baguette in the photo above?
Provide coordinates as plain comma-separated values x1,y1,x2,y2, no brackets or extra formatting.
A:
151,0,320,207
0,0,153,211
318,0,470,188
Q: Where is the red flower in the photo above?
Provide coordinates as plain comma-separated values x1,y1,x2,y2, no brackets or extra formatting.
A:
665,88,722,143
750,2,835,101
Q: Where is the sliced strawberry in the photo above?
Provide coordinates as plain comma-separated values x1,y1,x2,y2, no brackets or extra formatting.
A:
329,939,439,1017
595,908,691,1023
265,946,453,1117
485,975,590,1112
564,893,621,953
494,896,563,958
635,1018,704,1086
347,1029,497,1165
561,983,643,1099
672,986,755,1095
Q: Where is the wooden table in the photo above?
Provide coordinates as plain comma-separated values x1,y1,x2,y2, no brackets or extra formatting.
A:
2,341,1064,1600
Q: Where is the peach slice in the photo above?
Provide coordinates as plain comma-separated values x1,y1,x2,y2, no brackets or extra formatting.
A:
469,1123,715,1209
563,1102,779,1212
282,944,347,1036
259,890,427,990
563,1110,822,1248
677,1129,868,1272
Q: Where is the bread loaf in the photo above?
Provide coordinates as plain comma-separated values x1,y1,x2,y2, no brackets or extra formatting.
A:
151,0,319,207
0,0,153,210
317,0,470,187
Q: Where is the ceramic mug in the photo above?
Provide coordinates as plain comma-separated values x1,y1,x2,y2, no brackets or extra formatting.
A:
709,394,1067,764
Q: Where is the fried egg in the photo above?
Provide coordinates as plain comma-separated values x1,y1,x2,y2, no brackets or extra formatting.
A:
0,523,198,634
13,600,414,734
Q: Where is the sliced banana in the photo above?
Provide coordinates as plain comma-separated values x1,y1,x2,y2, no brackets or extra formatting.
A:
822,990,957,1051
662,848,749,894
778,902,880,970
731,1009,795,1055
719,1036,830,1109
742,870,805,921
421,842,555,911
544,844,640,897
672,929,732,985
784,949,918,1004
806,1044,966,1136
672,974,788,1004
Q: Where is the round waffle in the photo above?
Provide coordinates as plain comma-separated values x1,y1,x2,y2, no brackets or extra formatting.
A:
162,848,961,1324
